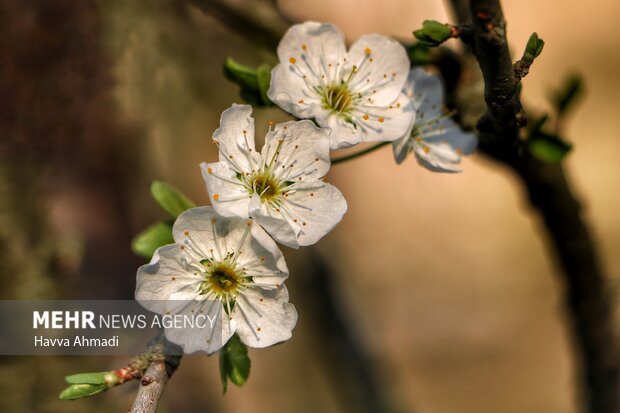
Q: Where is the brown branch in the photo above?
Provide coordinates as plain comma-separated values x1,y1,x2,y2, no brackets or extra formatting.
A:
452,0,620,411
130,360,171,413
130,335,183,413
513,152,620,413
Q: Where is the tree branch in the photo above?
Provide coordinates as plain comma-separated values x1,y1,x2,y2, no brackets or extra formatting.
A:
130,335,182,413
512,152,620,413
451,0,620,411
466,0,524,158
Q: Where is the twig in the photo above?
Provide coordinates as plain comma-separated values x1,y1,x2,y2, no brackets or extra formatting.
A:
130,334,183,413
130,360,170,413
451,0,620,411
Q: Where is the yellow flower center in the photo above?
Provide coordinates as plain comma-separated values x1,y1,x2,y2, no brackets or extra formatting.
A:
321,83,353,114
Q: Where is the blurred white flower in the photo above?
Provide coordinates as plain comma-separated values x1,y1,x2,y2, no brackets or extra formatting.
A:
135,206,297,354
393,68,477,172
202,104,347,249
267,21,415,149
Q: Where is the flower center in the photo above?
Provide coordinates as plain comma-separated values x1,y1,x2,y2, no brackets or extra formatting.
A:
209,264,240,294
247,171,286,203
321,83,353,114
199,259,246,296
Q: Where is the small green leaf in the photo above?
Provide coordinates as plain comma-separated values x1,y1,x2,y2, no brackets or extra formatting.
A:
550,74,584,117
223,58,271,106
414,20,453,47
219,334,251,393
150,181,195,218
256,64,273,107
132,220,174,258
65,372,110,385
59,383,107,400
223,58,259,91
527,133,572,163
524,32,545,60
406,43,431,65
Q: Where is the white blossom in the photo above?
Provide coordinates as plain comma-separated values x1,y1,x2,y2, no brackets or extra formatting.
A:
393,68,477,172
267,21,415,149
135,206,297,354
202,104,347,249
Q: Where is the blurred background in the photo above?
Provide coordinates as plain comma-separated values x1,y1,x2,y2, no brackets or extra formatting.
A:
1,0,619,412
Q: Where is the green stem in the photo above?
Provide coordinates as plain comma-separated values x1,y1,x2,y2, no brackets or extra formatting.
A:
331,141,390,165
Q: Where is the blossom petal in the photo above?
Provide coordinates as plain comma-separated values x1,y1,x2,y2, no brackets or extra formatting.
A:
283,180,347,246
422,118,478,154
240,220,289,289
262,119,331,180
135,244,200,309
414,140,465,173
351,92,415,143
392,134,411,165
213,104,258,171
248,194,298,249
268,22,346,118
163,297,234,355
313,107,363,149
233,286,298,349
268,63,323,119
201,161,251,218
405,68,444,117
347,34,409,106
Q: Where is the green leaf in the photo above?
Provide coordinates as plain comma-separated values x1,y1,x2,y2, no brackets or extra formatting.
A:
219,334,251,393
59,383,107,400
132,220,174,258
524,32,545,60
413,20,453,47
527,133,572,163
223,58,259,91
406,43,431,65
256,64,273,107
65,372,110,385
150,181,195,218
550,74,584,117
223,58,271,106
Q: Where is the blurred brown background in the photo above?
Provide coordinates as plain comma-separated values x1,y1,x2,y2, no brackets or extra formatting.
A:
1,0,619,412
